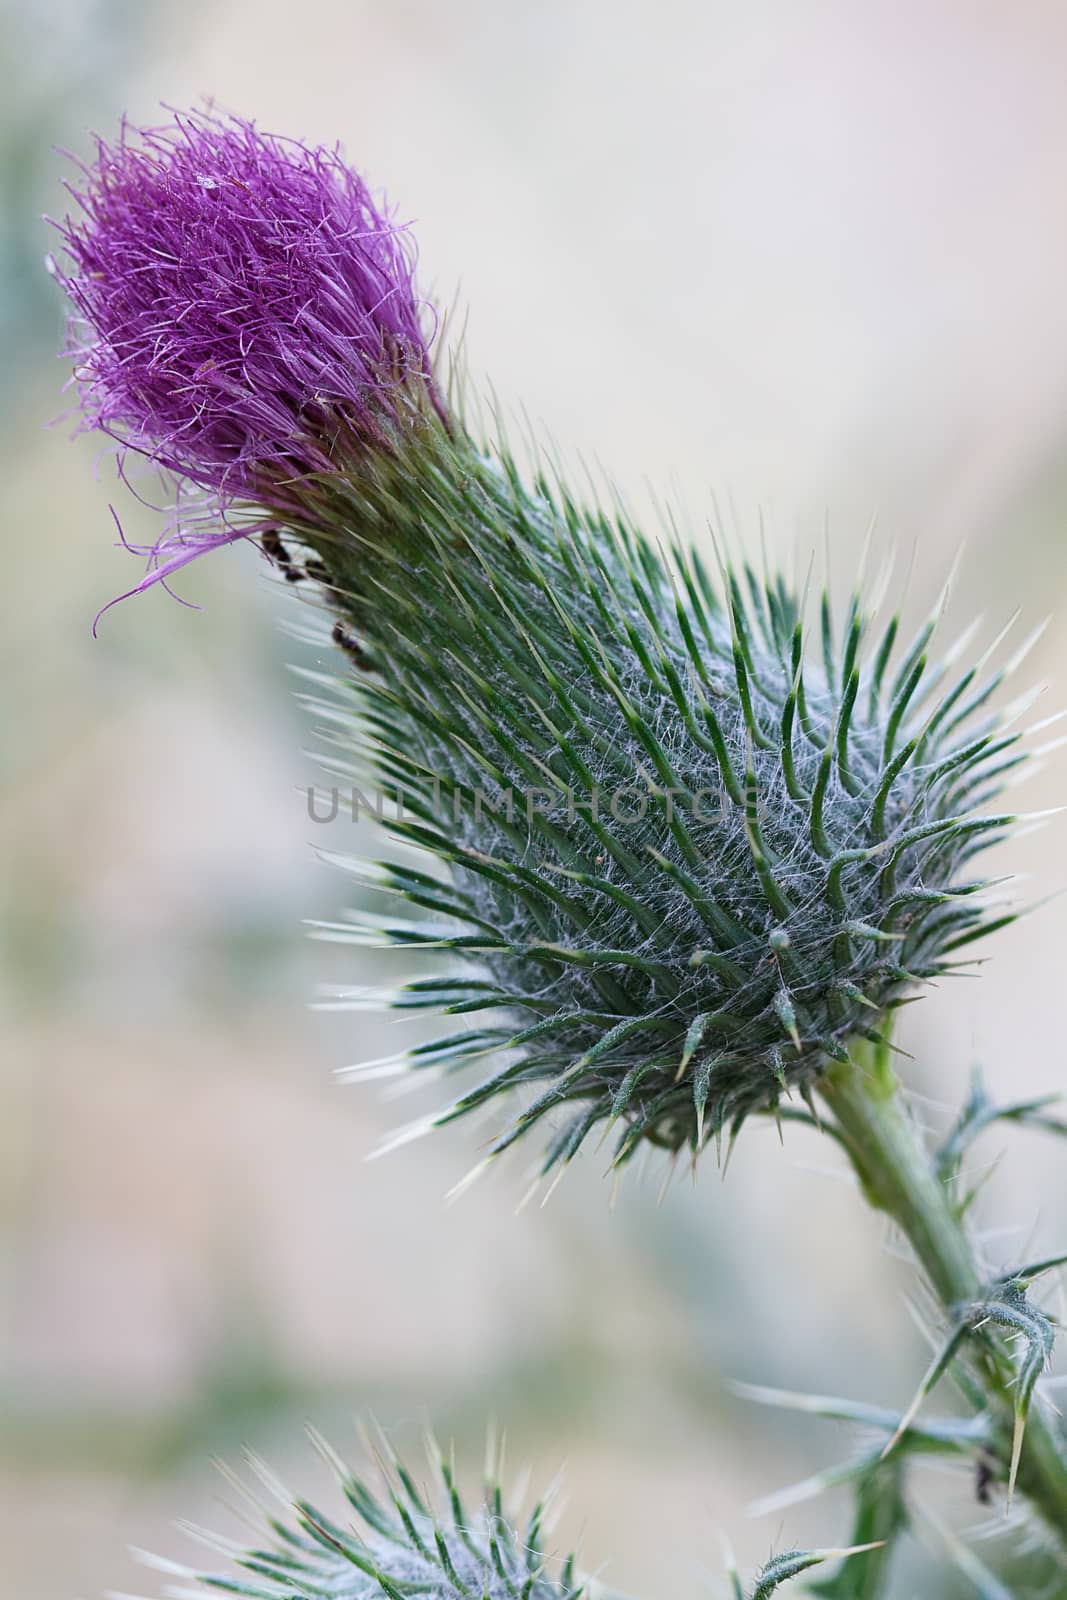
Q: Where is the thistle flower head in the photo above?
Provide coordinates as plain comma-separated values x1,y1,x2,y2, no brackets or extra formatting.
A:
55,110,1039,1181
53,107,440,521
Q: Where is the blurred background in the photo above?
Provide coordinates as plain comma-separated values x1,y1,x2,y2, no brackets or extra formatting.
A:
5,2,1067,1595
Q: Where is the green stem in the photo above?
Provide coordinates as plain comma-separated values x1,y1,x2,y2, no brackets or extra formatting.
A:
818,1038,1067,1546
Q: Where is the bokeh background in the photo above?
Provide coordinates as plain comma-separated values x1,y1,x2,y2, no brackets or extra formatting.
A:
5,2,1067,1595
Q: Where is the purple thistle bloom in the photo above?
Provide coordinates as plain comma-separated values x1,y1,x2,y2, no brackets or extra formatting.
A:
51,107,444,612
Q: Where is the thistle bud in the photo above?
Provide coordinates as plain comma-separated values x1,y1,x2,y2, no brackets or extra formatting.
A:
56,111,1033,1176
141,1438,870,1600
144,1438,590,1600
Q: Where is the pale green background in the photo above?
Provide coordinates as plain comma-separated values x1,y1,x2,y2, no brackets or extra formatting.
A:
4,2,1067,1595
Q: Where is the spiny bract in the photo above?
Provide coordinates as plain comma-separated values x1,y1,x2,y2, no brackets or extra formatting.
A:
155,1437,588,1600
305,438,1036,1176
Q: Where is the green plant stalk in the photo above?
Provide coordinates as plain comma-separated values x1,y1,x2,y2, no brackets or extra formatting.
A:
818,1038,1067,1546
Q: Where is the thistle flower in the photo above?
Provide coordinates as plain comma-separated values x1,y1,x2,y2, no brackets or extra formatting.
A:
58,101,1067,1577
52,107,443,596
57,111,1037,1177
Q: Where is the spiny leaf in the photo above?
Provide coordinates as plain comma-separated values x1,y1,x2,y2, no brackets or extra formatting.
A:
748,1544,884,1600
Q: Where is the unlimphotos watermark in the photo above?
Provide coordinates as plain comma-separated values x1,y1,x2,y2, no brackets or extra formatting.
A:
305,780,748,827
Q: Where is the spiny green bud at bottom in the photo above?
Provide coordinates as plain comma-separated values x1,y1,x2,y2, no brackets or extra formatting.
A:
133,1429,877,1600
145,1435,590,1600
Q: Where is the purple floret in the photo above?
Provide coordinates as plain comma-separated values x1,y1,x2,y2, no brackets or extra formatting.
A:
52,106,443,601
